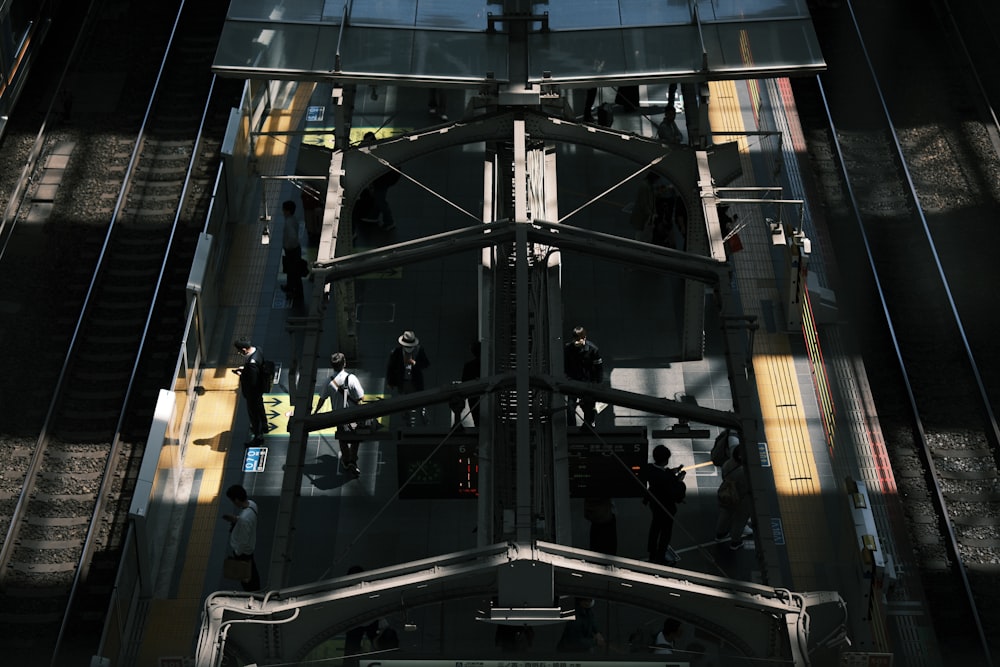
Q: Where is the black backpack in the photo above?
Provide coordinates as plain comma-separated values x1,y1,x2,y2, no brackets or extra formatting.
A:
711,429,740,466
597,102,614,127
259,359,276,393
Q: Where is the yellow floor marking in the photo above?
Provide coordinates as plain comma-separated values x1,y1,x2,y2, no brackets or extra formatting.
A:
138,77,316,661
135,598,203,666
255,83,317,159
139,383,235,664
350,126,413,143
707,80,833,588
708,79,752,154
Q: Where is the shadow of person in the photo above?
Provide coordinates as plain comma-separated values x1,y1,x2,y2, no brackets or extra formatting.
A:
303,453,349,490
192,431,228,452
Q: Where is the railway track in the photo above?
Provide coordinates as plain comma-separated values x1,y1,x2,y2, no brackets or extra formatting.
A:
795,0,1000,664
0,0,238,663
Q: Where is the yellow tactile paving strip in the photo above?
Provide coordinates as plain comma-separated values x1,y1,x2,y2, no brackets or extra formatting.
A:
708,80,831,589
136,82,313,663
254,82,316,161
136,391,234,666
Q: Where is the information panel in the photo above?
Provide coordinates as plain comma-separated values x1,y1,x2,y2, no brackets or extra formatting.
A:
243,447,268,473
396,442,478,499
567,429,647,498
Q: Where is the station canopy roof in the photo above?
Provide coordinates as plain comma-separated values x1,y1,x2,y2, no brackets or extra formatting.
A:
213,0,825,86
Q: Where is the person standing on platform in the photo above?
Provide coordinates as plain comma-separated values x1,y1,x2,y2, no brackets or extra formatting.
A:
233,337,267,448
223,484,261,591
280,200,305,305
614,85,640,113
714,443,754,550
314,352,366,478
657,106,683,145
563,325,603,429
428,88,447,121
386,330,430,425
642,444,687,565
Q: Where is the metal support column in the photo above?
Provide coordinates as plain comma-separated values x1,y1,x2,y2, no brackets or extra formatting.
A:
512,118,532,542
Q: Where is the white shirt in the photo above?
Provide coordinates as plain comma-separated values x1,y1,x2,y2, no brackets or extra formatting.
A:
282,213,302,250
229,500,258,556
652,631,674,655
316,370,365,412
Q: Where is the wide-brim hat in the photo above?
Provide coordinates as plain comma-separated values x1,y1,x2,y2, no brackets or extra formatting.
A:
398,330,419,347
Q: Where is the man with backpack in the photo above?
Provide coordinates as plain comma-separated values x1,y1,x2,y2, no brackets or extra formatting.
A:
233,337,269,449
314,352,366,478
642,445,687,565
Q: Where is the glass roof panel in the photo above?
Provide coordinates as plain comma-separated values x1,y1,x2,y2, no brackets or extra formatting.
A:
414,0,494,29
618,0,695,27
702,19,824,73
344,0,493,29
215,22,326,73
227,0,331,22
214,20,510,81
535,0,624,30
338,27,507,79
224,0,815,29
698,0,812,21
343,0,418,26
530,26,704,83
534,0,812,29
215,0,822,82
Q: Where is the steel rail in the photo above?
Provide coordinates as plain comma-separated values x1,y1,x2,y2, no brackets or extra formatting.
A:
0,1,201,664
53,0,216,667
0,0,188,590
0,0,103,259
815,2,997,662
935,0,1000,156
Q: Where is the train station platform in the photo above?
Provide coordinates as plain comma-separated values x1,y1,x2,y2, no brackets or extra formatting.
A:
124,75,934,667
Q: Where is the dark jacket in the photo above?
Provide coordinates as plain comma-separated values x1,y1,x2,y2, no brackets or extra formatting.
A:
564,340,603,383
385,345,430,392
239,348,264,398
642,463,687,513
720,457,751,501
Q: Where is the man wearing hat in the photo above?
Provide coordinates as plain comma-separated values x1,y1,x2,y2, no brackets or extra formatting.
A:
386,331,431,423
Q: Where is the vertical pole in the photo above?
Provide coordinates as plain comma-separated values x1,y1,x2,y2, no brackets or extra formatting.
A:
513,119,532,543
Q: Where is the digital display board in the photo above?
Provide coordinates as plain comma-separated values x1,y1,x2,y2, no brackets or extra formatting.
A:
567,430,647,498
396,442,478,499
